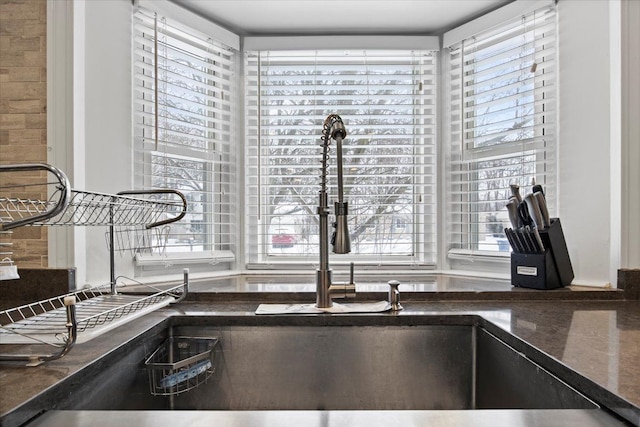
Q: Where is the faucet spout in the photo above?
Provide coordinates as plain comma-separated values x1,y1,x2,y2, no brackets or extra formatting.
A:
332,131,351,255
316,114,354,308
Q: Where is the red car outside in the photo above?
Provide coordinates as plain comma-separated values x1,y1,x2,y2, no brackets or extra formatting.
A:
272,230,296,248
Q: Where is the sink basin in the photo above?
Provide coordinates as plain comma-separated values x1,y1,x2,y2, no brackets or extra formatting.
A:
58,317,597,412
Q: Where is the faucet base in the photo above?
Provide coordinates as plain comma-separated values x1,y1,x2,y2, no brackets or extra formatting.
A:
315,269,333,308
316,268,357,309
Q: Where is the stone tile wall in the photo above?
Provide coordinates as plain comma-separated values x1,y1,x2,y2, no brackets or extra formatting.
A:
0,0,48,268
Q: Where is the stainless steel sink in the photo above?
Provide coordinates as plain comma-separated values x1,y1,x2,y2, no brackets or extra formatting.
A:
60,320,597,412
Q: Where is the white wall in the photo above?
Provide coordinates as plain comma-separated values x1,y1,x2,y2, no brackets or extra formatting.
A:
557,0,613,286
79,0,133,285
557,0,640,286
62,0,635,287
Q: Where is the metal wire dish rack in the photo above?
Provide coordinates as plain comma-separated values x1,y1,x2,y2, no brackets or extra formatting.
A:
0,163,190,365
145,336,218,396
0,280,187,345
0,164,187,231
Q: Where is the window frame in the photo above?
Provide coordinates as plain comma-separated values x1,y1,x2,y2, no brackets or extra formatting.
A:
243,47,439,269
445,3,557,263
127,2,558,277
131,4,239,271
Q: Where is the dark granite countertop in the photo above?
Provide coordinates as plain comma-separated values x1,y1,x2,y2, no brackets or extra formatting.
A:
0,291,639,426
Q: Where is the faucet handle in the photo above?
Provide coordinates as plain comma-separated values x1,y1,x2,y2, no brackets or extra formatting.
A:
388,280,403,311
328,263,357,299
349,262,355,285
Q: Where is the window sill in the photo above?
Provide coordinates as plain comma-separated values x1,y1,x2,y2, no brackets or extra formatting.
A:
134,251,235,267
176,271,623,302
448,249,511,263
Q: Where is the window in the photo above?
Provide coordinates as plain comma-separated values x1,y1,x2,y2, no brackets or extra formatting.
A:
132,7,237,261
245,49,437,267
446,5,557,256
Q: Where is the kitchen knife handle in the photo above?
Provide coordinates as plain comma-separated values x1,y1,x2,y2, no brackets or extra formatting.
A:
504,228,517,252
510,184,523,203
533,191,551,228
532,226,545,252
516,228,533,253
507,228,522,253
506,199,519,229
517,201,531,227
523,226,539,253
513,228,526,253
524,193,546,230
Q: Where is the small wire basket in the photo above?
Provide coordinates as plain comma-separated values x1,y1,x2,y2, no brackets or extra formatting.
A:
145,336,218,396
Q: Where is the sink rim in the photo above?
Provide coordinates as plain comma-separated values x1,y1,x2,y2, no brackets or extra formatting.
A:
25,408,628,427
2,313,638,427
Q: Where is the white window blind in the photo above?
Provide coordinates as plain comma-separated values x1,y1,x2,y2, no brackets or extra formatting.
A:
245,49,437,267
132,7,237,259
447,5,557,255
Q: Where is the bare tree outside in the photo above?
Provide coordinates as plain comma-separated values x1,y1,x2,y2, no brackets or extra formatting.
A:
246,50,436,263
453,16,553,252
134,10,236,255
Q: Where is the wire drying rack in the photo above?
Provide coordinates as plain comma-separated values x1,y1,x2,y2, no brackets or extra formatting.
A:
0,163,189,365
0,169,187,231
0,281,187,344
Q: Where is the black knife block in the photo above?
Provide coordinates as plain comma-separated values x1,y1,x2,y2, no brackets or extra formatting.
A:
511,251,562,289
511,218,574,290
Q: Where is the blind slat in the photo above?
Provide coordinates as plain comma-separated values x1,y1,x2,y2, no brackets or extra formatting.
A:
245,49,437,266
447,5,556,256
133,6,237,259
